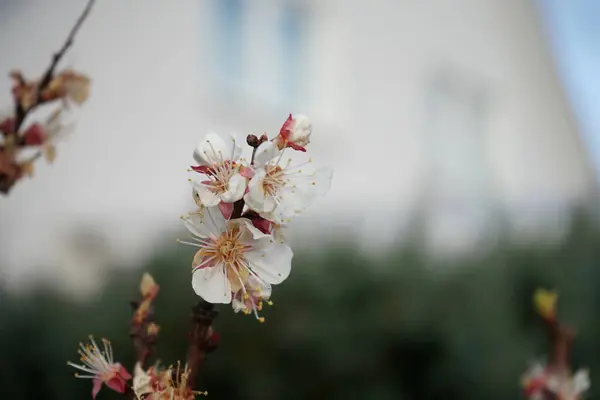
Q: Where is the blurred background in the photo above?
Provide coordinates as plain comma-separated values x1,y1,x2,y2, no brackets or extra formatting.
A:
1,0,600,398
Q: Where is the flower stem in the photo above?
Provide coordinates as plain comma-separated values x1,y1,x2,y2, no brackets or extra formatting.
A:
185,300,219,390
548,319,575,373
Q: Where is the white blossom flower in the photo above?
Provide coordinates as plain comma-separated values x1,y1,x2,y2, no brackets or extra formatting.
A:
245,211,289,242
546,369,590,400
133,361,207,400
244,141,332,224
132,362,154,399
190,133,247,209
232,275,273,322
275,113,312,151
572,369,591,396
67,336,132,399
272,223,289,243
179,205,293,304
522,362,590,400
521,362,549,399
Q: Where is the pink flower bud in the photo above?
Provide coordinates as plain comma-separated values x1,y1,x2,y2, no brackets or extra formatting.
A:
0,118,14,136
276,113,311,152
23,124,46,146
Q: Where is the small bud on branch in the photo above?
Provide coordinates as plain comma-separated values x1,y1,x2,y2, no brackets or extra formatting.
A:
521,288,590,400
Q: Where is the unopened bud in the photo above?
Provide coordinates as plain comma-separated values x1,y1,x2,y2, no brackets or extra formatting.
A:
276,114,311,151
246,134,260,148
140,273,159,298
146,322,160,336
207,331,220,350
23,124,46,146
0,118,15,135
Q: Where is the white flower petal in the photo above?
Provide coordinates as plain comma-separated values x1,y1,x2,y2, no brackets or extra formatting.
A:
232,297,247,312
280,185,313,212
193,133,229,166
244,169,278,213
268,166,333,223
253,141,280,167
193,133,241,166
289,114,312,146
246,275,272,299
273,224,290,243
183,212,213,239
202,204,228,232
192,265,232,304
309,167,333,196
133,362,145,378
234,218,269,241
245,240,293,284
221,173,246,203
132,363,152,398
192,182,221,207
258,283,272,299
546,375,560,392
266,185,313,224
184,205,227,240
227,135,242,161
573,369,590,394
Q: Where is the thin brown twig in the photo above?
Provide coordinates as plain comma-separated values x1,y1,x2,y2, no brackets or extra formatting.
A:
39,0,96,90
1,0,95,195
14,0,96,133
547,319,575,373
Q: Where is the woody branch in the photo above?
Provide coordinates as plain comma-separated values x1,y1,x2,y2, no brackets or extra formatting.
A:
12,0,95,135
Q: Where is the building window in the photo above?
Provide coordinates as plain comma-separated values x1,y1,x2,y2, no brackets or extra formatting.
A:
209,0,308,109
422,69,493,249
425,71,489,202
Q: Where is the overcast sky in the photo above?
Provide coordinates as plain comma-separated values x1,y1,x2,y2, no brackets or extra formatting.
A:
539,0,600,174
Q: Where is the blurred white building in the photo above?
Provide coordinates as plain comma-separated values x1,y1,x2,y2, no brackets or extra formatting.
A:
194,0,598,254
0,0,597,292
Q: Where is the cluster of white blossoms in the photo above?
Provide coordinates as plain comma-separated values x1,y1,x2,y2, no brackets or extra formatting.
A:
133,361,207,400
522,362,590,400
179,114,333,321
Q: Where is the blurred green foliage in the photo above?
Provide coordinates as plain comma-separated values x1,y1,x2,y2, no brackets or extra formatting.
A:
2,209,600,399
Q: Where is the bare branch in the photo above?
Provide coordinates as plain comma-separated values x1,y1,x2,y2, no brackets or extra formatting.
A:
39,0,96,91
1,0,95,195
14,0,96,133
